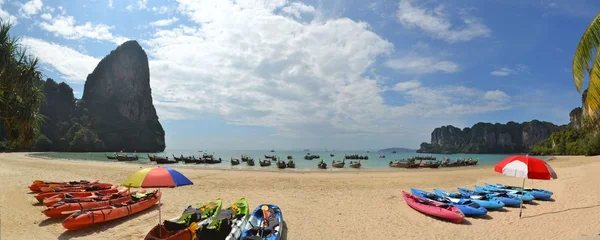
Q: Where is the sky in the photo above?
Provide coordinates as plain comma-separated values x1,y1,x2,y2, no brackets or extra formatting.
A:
1,0,597,151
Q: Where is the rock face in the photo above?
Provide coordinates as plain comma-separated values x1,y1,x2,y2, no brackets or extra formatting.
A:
82,40,165,152
418,120,564,154
570,107,583,128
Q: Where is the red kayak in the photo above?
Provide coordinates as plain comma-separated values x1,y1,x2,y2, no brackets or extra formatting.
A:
42,188,134,206
35,185,118,203
39,182,112,193
402,191,464,223
62,191,161,230
43,190,147,218
28,180,99,192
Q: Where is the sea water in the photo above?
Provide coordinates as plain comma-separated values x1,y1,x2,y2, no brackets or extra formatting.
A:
29,150,549,171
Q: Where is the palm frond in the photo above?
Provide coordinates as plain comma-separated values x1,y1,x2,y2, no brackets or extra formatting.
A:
573,11,600,92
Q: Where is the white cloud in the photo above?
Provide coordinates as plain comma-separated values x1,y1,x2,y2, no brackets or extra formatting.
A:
126,4,133,12
384,56,459,73
40,13,51,20
38,12,129,45
396,0,490,43
392,80,421,92
490,67,513,76
108,0,113,8
0,0,18,24
152,6,170,14
281,2,316,18
137,0,147,10
20,0,43,17
483,90,510,102
149,17,179,27
20,37,99,82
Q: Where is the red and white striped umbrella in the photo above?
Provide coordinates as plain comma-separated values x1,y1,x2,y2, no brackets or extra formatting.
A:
494,155,557,218
494,155,557,180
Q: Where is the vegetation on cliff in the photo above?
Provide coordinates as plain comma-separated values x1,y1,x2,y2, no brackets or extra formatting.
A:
531,112,600,156
418,120,565,154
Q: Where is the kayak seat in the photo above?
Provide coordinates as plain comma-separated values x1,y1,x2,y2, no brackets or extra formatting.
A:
111,194,122,199
163,220,188,231
64,193,74,198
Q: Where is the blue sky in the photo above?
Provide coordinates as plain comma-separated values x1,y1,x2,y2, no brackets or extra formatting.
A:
1,0,597,150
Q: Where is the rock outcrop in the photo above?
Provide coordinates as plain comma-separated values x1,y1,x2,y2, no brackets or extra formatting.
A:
418,120,565,154
82,40,165,152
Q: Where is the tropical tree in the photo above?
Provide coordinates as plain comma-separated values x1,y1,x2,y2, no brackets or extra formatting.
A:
573,12,600,116
0,20,45,147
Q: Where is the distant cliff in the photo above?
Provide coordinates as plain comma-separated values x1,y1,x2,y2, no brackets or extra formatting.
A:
20,40,166,152
418,120,565,154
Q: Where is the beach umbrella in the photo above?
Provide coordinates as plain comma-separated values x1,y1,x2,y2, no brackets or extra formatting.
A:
121,167,193,223
494,155,557,218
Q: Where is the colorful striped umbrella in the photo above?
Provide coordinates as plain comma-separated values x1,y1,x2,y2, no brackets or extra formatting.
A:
121,167,193,224
121,167,193,188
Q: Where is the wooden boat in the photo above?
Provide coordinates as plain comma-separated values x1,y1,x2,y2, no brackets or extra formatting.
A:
421,161,441,168
205,158,222,164
156,158,177,164
276,160,286,169
317,161,327,169
62,191,161,230
259,160,271,167
247,158,255,166
286,160,295,168
406,160,422,168
287,155,293,159
241,155,250,162
147,154,157,162
173,154,192,162
332,160,345,168
231,158,240,166
105,154,116,160
264,155,275,159
349,160,361,169
116,154,139,161
330,154,334,157
389,161,410,168
465,159,479,166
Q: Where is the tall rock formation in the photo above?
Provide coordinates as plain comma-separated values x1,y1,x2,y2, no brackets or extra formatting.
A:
418,120,564,154
82,40,165,152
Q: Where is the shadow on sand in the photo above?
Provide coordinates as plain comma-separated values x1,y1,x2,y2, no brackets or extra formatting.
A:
472,214,493,220
522,204,600,219
39,217,64,226
281,221,289,240
57,204,160,240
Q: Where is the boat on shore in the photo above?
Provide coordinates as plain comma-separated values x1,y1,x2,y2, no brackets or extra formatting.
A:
105,154,116,160
332,159,345,168
247,158,255,166
277,160,286,169
115,154,138,161
349,160,361,168
286,159,295,168
259,159,271,167
231,158,240,166
317,160,327,169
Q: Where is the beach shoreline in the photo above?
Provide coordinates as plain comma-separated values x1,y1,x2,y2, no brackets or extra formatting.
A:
2,152,600,239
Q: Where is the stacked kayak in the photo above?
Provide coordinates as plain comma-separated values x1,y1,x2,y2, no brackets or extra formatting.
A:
34,184,118,203
457,187,521,207
62,190,161,230
474,185,534,202
144,198,222,240
410,189,487,216
484,183,553,200
240,204,284,240
43,190,147,218
28,179,99,192
402,191,464,223
433,189,504,210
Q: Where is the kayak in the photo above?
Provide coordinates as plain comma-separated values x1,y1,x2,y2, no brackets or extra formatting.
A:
144,198,222,240
411,188,487,216
485,183,553,200
43,190,147,218
197,198,250,240
42,188,134,206
474,185,534,202
457,187,521,207
35,186,119,203
433,189,504,210
28,180,98,192
402,191,464,223
62,190,161,230
240,204,284,240
39,182,113,193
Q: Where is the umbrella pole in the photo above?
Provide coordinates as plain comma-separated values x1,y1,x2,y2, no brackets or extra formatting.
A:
159,188,162,223
519,177,525,218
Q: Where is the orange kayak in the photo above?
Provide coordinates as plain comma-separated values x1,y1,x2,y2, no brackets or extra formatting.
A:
43,188,134,206
35,185,118,203
40,182,112,192
62,191,161,230
43,190,147,218
28,180,98,192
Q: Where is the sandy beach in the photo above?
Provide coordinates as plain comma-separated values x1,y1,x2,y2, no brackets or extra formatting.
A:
1,153,600,240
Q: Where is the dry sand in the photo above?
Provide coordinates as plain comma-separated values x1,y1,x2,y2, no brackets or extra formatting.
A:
1,153,600,240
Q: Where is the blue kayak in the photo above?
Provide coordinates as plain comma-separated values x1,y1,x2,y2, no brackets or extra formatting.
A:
474,185,534,202
240,204,284,240
433,189,504,210
457,187,521,207
411,188,487,216
485,183,553,200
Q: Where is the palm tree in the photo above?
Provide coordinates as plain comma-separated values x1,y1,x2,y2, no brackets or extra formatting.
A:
573,12,600,116
0,20,45,147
